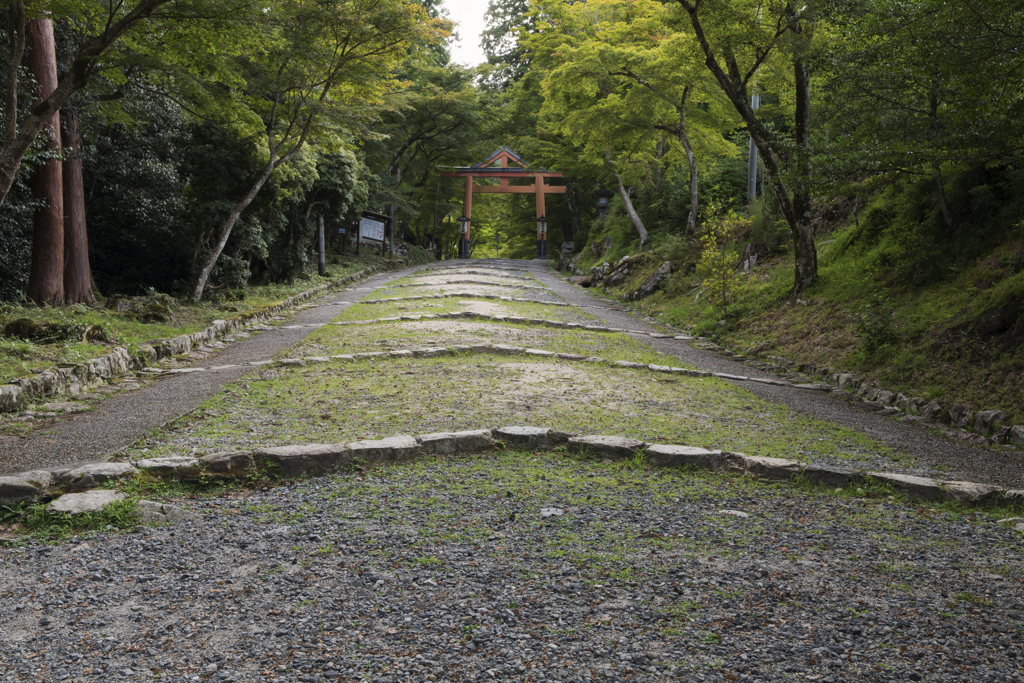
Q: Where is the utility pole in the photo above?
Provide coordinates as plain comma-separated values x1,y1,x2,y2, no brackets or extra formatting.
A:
747,92,760,203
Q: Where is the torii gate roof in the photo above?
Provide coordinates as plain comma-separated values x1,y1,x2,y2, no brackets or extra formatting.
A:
444,146,562,178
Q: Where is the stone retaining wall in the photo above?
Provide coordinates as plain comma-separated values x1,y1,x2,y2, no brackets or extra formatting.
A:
0,267,380,414
3,426,1021,511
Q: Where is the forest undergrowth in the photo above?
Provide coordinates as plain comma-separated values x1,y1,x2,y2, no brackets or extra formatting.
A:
570,167,1024,424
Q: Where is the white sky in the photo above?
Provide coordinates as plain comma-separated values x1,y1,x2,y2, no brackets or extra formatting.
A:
441,0,490,67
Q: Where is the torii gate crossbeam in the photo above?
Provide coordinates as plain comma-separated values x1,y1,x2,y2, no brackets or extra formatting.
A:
442,147,565,259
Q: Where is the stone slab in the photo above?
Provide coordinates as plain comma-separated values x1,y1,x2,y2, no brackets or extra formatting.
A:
199,451,256,478
494,426,551,450
417,430,494,455
136,500,196,525
58,462,138,490
253,444,350,478
568,435,646,459
0,470,54,505
134,457,202,479
800,464,864,488
646,444,724,470
491,345,525,356
867,472,943,500
347,435,419,462
48,489,127,514
725,454,802,480
941,480,1004,503
413,347,450,358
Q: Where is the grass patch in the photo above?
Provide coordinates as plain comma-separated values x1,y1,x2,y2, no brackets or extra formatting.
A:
3,498,139,542
122,355,896,468
294,319,697,365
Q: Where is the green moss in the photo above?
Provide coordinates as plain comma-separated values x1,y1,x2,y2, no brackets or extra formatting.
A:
293,319,694,365
124,356,894,466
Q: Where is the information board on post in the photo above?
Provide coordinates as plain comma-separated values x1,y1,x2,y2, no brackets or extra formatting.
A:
359,215,386,242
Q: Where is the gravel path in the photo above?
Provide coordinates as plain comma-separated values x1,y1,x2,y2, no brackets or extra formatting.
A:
2,258,1023,683
0,269,425,476
1,453,1021,683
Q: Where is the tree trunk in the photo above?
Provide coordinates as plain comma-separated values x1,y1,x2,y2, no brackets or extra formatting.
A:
790,55,817,293
654,135,665,192
0,0,173,207
26,17,64,305
928,88,954,231
563,178,580,243
677,0,817,293
612,168,648,248
62,108,94,304
678,86,699,235
191,160,276,302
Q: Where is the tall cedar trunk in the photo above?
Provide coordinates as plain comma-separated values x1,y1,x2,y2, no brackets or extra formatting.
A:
612,168,648,247
0,0,173,207
4,2,26,148
678,86,699,235
26,17,64,305
790,56,817,292
62,108,94,303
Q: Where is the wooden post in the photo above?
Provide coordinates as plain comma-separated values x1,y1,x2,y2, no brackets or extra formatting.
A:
461,175,473,258
317,212,326,276
535,177,547,258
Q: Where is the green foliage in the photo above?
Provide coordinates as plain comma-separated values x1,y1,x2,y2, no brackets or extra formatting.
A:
18,499,139,541
854,293,897,360
696,213,747,311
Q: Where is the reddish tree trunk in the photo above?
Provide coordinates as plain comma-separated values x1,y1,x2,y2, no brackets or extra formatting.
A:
25,17,64,305
63,108,94,303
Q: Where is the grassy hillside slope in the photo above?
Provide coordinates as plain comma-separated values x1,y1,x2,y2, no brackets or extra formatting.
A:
569,170,1024,423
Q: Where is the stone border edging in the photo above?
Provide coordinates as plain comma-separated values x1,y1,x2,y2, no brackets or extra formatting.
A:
3,426,1021,512
323,310,688,339
689,339,1024,448
134,332,789,387
357,293,572,307
382,279,548,292
0,267,383,414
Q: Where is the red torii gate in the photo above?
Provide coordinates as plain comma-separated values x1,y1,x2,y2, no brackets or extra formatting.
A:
442,147,565,258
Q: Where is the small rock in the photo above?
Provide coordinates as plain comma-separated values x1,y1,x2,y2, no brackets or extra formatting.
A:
949,403,973,429
47,490,127,514
974,409,1006,436
136,500,196,526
